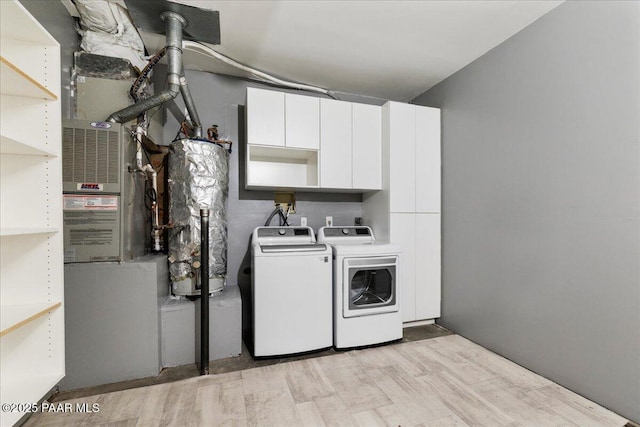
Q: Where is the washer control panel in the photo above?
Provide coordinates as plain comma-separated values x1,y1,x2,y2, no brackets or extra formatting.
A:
257,227,310,238
253,226,316,245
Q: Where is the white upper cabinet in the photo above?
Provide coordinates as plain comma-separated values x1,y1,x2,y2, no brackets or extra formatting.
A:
415,106,441,213
246,88,319,189
245,88,319,149
352,103,382,190
320,98,352,189
246,88,285,147
387,102,416,212
246,87,383,192
285,93,319,149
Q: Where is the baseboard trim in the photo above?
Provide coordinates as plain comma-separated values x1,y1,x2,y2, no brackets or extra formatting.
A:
403,319,435,327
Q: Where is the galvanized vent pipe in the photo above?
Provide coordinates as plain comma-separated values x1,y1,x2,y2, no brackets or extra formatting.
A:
179,75,202,138
106,11,202,138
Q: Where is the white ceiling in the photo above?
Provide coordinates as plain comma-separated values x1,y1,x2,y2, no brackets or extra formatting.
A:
138,1,563,102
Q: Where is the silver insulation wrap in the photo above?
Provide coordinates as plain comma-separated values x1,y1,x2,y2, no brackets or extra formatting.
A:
168,139,229,291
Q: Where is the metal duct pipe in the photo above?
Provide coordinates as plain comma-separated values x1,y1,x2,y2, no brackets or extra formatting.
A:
179,75,202,138
162,11,201,138
163,11,184,79
106,11,199,128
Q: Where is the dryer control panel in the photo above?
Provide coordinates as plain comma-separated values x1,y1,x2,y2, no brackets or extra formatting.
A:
317,226,375,244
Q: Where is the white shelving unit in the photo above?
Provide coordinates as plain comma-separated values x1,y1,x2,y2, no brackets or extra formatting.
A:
0,1,64,426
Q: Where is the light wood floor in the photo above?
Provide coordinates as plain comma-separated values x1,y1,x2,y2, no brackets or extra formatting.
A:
25,335,628,426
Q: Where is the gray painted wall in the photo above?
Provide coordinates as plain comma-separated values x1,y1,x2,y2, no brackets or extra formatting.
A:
413,1,639,422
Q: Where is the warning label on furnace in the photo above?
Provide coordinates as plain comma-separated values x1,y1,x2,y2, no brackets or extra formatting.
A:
63,195,118,211
63,208,120,263
69,227,115,246
64,211,117,228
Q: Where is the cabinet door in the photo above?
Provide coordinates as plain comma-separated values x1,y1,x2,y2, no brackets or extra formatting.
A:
352,103,382,190
390,213,416,322
285,93,319,149
320,99,352,189
246,88,285,147
388,102,416,213
415,213,441,320
415,106,441,213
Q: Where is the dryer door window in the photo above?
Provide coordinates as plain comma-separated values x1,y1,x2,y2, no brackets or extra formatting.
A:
350,268,393,307
343,256,398,318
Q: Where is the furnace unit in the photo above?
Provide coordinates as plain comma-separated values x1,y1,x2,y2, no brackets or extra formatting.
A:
62,119,145,263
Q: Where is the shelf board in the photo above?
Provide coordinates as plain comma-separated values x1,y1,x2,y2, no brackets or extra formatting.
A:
0,134,57,157
1,371,63,398
249,144,318,160
0,227,59,237
0,371,63,427
246,183,320,191
0,301,62,337
245,183,377,193
0,56,57,100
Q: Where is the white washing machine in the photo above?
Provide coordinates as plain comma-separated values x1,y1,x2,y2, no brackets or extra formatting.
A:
317,226,402,349
251,226,333,357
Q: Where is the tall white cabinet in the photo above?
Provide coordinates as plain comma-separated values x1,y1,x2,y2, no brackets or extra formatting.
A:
363,101,441,323
0,1,64,425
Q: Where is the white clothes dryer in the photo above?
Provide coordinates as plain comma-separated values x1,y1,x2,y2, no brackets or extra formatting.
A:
251,226,333,357
317,226,402,349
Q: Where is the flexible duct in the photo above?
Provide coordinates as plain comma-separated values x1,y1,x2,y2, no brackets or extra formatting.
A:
107,84,179,124
130,47,166,103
